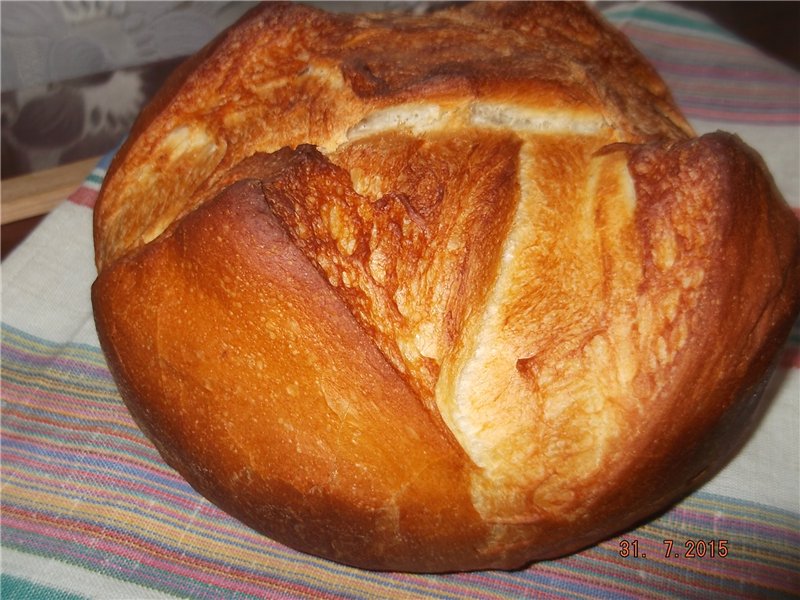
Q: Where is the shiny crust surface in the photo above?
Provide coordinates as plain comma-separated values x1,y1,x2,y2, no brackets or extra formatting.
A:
92,1,800,572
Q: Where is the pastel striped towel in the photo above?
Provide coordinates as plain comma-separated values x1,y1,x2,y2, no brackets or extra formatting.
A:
2,3,798,598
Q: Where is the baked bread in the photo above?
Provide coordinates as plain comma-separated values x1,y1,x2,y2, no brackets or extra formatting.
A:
91,1,800,572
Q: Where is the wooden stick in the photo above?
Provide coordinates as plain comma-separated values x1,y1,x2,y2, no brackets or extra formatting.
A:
1,156,101,225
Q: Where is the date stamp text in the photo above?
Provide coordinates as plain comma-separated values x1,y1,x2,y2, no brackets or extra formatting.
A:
618,539,729,559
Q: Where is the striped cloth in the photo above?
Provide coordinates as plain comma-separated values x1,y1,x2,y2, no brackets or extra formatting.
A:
2,3,799,598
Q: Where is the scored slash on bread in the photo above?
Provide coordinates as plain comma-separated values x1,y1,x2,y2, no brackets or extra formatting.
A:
92,1,800,571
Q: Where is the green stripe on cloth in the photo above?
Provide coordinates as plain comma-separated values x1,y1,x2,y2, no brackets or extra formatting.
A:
85,171,105,188
1,547,176,600
603,4,735,39
0,574,87,600
2,323,798,599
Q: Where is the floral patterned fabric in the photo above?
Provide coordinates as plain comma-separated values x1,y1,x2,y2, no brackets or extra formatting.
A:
0,1,426,178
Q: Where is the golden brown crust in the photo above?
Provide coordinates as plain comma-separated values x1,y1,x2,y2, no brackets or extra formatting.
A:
93,0,692,271
92,1,800,572
93,180,496,571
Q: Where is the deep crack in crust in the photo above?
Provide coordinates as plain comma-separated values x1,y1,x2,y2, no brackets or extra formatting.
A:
92,1,800,572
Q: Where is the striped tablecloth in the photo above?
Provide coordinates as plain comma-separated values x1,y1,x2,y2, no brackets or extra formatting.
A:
2,3,798,598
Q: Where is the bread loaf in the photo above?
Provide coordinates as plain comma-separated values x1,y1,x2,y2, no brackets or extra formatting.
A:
91,1,800,572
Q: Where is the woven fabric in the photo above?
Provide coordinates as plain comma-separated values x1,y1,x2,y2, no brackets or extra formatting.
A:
2,3,799,598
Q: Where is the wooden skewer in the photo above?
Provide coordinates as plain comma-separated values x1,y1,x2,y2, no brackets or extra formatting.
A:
1,156,102,225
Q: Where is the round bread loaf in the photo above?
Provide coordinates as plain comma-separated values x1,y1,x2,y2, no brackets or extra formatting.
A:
92,1,800,572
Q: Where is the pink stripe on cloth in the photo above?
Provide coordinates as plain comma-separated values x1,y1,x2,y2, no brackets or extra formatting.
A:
611,17,800,124
782,351,800,369
67,185,100,209
620,25,798,81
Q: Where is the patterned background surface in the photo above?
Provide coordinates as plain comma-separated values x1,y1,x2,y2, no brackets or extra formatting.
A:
0,1,433,179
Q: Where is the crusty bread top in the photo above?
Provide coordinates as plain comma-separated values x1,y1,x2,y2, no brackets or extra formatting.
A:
94,1,692,271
